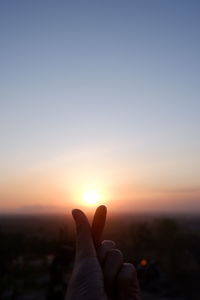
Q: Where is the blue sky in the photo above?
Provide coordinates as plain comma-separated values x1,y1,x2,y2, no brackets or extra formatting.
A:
0,1,200,213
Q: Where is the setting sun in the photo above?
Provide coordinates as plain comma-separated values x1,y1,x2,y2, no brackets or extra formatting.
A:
83,189,101,206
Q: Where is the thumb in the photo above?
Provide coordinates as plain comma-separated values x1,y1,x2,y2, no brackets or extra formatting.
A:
72,209,96,262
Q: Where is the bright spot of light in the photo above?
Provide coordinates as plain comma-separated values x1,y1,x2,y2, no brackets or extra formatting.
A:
83,189,101,206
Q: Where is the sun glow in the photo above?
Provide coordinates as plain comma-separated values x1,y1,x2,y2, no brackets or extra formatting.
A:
83,189,101,206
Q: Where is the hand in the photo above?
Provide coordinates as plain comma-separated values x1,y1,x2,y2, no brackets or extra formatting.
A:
66,205,140,300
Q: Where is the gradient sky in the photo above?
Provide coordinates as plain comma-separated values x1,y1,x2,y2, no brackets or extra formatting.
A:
0,0,200,213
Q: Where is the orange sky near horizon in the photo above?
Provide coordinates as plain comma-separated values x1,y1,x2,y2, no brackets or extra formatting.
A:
1,146,200,214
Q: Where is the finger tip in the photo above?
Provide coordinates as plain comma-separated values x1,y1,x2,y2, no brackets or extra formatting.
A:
72,208,77,215
72,209,82,220
101,204,107,210
97,205,107,214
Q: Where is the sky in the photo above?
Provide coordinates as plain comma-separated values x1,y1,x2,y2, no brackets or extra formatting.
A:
0,0,200,214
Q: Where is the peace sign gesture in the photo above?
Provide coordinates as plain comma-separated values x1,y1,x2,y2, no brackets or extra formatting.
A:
66,205,140,300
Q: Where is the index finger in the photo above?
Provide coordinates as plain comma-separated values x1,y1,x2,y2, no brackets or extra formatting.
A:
91,205,107,248
72,209,96,261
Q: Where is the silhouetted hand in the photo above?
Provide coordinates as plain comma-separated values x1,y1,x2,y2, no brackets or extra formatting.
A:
66,205,140,300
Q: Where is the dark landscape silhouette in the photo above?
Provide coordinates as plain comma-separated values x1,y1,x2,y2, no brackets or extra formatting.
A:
0,210,200,299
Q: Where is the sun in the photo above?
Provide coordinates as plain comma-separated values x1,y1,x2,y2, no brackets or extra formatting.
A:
83,189,101,206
